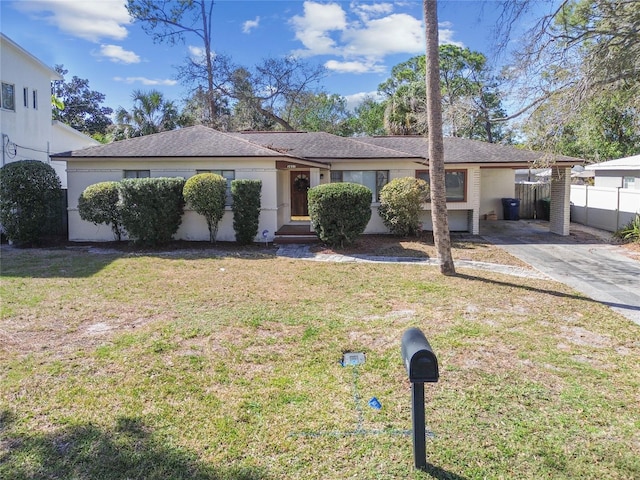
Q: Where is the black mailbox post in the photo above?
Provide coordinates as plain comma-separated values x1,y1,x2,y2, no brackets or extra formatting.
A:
401,327,439,470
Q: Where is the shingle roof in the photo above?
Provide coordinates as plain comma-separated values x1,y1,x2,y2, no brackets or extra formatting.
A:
229,131,416,160
54,126,583,167
53,125,289,158
355,136,581,165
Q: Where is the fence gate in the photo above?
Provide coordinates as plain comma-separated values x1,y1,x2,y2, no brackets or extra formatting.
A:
516,183,550,219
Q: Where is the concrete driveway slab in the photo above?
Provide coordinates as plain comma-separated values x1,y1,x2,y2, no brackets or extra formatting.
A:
482,220,640,326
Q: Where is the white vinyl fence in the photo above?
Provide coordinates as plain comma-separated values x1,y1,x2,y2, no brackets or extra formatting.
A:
570,185,640,232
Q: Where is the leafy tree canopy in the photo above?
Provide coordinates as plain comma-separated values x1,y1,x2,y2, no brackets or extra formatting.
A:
52,65,113,135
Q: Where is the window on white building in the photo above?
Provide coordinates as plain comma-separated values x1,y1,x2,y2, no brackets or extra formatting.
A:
124,170,151,179
1,82,15,111
623,176,636,189
32,90,38,110
23,87,28,108
330,170,389,202
196,169,235,205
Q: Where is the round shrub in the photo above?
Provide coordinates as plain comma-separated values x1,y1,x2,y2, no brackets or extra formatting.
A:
119,177,185,246
78,181,124,240
231,179,262,245
0,160,62,246
308,182,372,248
183,173,227,243
378,177,429,236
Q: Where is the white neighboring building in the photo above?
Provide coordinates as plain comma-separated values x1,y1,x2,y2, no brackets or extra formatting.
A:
585,154,640,190
1,34,98,188
51,120,100,188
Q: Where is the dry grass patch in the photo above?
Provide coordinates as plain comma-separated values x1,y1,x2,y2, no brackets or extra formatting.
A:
1,245,639,479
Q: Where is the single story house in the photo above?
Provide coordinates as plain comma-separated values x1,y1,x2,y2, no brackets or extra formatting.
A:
53,126,580,243
585,154,640,190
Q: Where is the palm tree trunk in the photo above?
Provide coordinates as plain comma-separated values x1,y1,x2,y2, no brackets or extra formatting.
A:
423,0,455,275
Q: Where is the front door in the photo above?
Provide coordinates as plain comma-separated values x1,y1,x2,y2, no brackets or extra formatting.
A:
290,171,310,217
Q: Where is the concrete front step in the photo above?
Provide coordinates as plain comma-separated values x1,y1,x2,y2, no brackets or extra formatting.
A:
273,234,318,244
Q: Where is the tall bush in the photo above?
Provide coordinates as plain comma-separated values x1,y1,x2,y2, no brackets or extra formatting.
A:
119,177,185,246
231,179,262,245
183,173,227,243
78,181,124,240
378,177,429,236
308,182,372,248
0,160,62,246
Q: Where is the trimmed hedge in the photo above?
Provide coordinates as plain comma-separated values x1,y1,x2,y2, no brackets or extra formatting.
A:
231,179,262,245
378,176,429,236
183,173,227,243
0,160,63,246
119,177,185,246
78,181,124,240
308,182,372,247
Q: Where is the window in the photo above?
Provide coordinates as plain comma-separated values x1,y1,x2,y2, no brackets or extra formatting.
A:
330,170,389,202
23,87,28,108
623,176,636,189
1,83,15,111
124,170,150,179
196,169,235,205
32,90,38,110
416,169,467,202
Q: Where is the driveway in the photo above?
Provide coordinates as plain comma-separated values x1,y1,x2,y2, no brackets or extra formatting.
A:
481,220,640,326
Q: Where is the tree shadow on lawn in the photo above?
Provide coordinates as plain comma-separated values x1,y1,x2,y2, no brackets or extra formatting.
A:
454,272,640,314
0,241,278,279
0,411,267,480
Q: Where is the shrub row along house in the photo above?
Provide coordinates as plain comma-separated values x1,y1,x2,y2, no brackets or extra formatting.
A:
53,125,580,243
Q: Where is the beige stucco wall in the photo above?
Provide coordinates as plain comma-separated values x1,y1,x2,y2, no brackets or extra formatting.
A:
329,159,481,234
67,157,280,242
480,168,516,220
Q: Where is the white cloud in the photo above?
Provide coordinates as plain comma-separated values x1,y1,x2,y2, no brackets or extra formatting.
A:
243,16,260,34
341,13,424,57
97,45,140,64
290,1,465,74
351,2,393,21
290,1,347,56
113,77,178,86
343,90,384,111
438,25,465,47
15,0,132,42
325,59,384,74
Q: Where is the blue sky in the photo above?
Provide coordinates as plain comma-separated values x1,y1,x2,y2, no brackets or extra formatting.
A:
1,1,545,114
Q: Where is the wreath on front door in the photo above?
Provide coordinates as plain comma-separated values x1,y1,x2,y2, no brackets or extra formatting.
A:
294,174,310,192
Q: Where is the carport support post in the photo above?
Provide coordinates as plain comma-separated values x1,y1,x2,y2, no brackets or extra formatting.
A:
411,382,427,469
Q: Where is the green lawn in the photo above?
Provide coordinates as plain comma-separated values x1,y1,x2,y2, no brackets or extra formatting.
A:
1,246,639,479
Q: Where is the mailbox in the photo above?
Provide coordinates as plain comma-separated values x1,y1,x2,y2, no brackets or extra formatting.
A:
401,327,439,383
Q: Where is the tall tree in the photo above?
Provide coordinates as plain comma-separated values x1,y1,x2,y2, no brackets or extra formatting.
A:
348,96,386,136
287,92,354,136
127,0,217,125
51,65,113,135
215,55,326,131
423,0,455,275
377,48,509,142
497,0,640,157
114,90,183,138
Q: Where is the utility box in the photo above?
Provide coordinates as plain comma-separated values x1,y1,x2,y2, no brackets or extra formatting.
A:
401,327,439,383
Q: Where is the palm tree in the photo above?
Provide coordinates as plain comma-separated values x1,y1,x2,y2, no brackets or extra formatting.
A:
114,90,180,138
423,0,455,275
